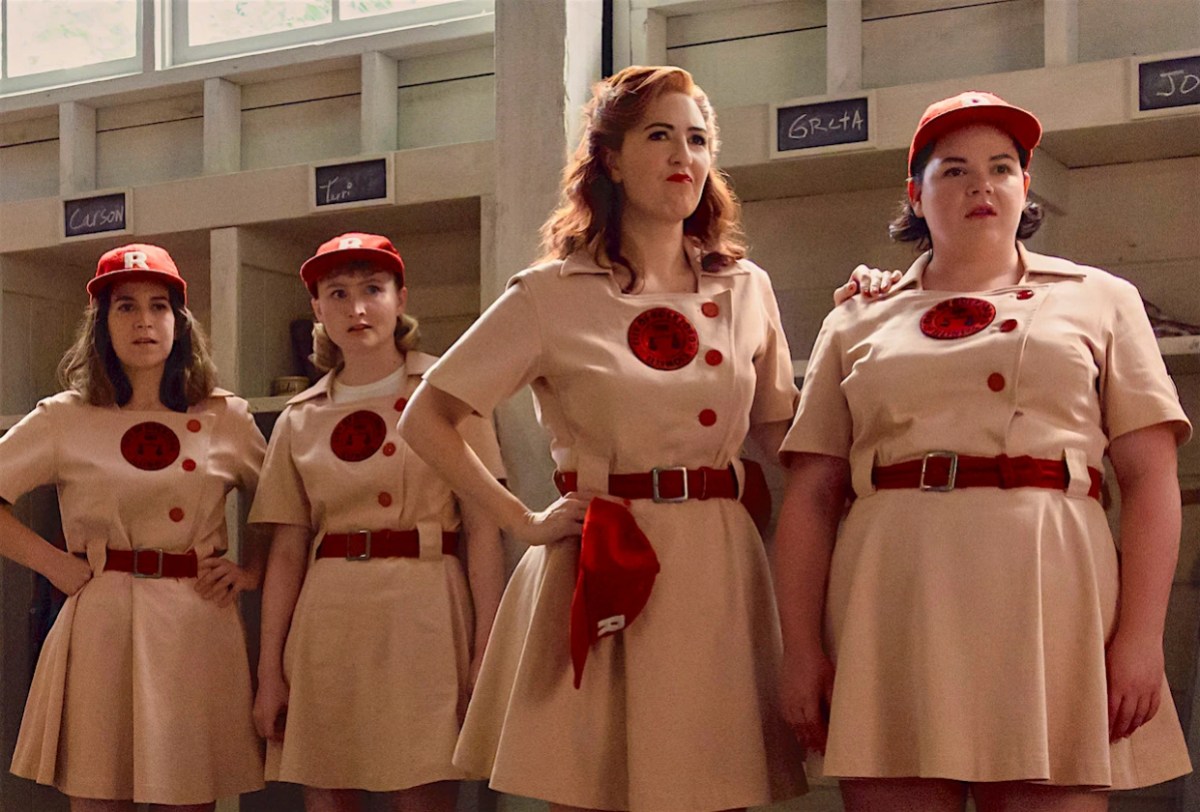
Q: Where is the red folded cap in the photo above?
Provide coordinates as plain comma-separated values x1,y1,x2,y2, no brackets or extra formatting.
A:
570,497,660,689
300,232,406,296
908,91,1042,176
87,244,187,304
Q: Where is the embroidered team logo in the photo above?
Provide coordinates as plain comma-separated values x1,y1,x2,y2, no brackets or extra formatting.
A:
597,615,626,636
121,422,181,471
920,297,996,340
627,308,699,371
330,410,387,462
123,251,149,270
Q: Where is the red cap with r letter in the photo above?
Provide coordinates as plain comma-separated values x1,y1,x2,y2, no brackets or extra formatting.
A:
88,244,187,303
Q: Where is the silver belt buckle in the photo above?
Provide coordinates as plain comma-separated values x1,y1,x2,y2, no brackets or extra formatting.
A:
346,530,372,561
651,466,689,503
132,548,164,578
919,451,958,492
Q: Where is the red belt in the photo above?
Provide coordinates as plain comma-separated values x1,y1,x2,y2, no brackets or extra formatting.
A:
317,529,458,560
92,548,199,578
873,452,1102,500
554,466,738,503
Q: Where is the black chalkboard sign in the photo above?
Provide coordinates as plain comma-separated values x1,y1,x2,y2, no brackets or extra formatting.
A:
63,192,127,238
313,158,390,208
774,96,871,155
1138,54,1200,112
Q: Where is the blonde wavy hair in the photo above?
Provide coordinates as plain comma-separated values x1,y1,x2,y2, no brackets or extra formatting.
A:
310,264,419,373
540,65,746,291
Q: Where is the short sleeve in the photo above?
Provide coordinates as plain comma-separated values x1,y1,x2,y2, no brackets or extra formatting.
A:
750,269,800,426
1101,280,1191,445
780,312,853,464
225,397,267,495
248,409,312,527
460,412,506,480
0,400,58,503
424,278,542,417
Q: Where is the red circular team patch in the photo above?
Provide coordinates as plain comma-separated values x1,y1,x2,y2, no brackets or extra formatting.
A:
920,297,996,340
121,422,181,471
627,308,699,371
330,410,387,462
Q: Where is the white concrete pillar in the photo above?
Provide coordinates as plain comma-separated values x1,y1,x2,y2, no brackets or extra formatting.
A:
826,0,863,94
203,78,242,175
209,227,242,391
1044,0,1079,68
489,0,602,520
59,102,96,196
629,7,667,67
361,51,399,153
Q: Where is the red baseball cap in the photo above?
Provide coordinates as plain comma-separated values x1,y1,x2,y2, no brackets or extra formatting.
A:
300,232,406,296
87,244,187,303
570,497,661,688
908,91,1042,176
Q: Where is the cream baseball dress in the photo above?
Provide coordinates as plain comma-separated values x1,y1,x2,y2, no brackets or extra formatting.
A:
781,245,1192,788
424,249,808,811
2,390,266,804
248,352,504,791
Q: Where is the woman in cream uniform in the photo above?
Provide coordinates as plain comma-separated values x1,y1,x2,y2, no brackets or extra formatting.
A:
0,244,266,810
250,233,504,812
776,92,1192,811
401,66,809,812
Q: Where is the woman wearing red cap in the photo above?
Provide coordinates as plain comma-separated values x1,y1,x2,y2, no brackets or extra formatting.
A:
249,232,504,811
0,244,266,809
776,92,1192,810
399,66,811,811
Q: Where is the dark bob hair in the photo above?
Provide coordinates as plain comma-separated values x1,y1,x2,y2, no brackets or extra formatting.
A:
889,138,1043,251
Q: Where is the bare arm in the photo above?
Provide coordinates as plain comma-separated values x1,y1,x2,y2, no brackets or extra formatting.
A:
1105,423,1181,740
774,452,851,752
195,521,272,607
399,381,587,546
747,419,790,466
461,497,504,690
253,522,310,740
0,504,91,595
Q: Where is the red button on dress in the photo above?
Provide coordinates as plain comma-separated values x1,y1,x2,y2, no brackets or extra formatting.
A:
988,373,1006,392
1015,290,1035,300
169,507,185,523
701,302,720,318
182,458,196,472
705,349,723,366
186,419,202,433
698,409,717,426
382,442,396,457
999,319,1018,333
378,492,393,508
394,398,407,413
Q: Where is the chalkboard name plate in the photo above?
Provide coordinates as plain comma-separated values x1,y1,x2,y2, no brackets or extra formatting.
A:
770,93,876,159
1131,51,1200,119
309,155,394,211
62,189,132,241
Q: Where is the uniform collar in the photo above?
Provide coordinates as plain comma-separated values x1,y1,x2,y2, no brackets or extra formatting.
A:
558,242,750,279
888,243,1086,295
285,351,434,406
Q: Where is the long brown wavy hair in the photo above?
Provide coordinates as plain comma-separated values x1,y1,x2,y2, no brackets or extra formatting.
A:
539,65,746,290
58,285,218,411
